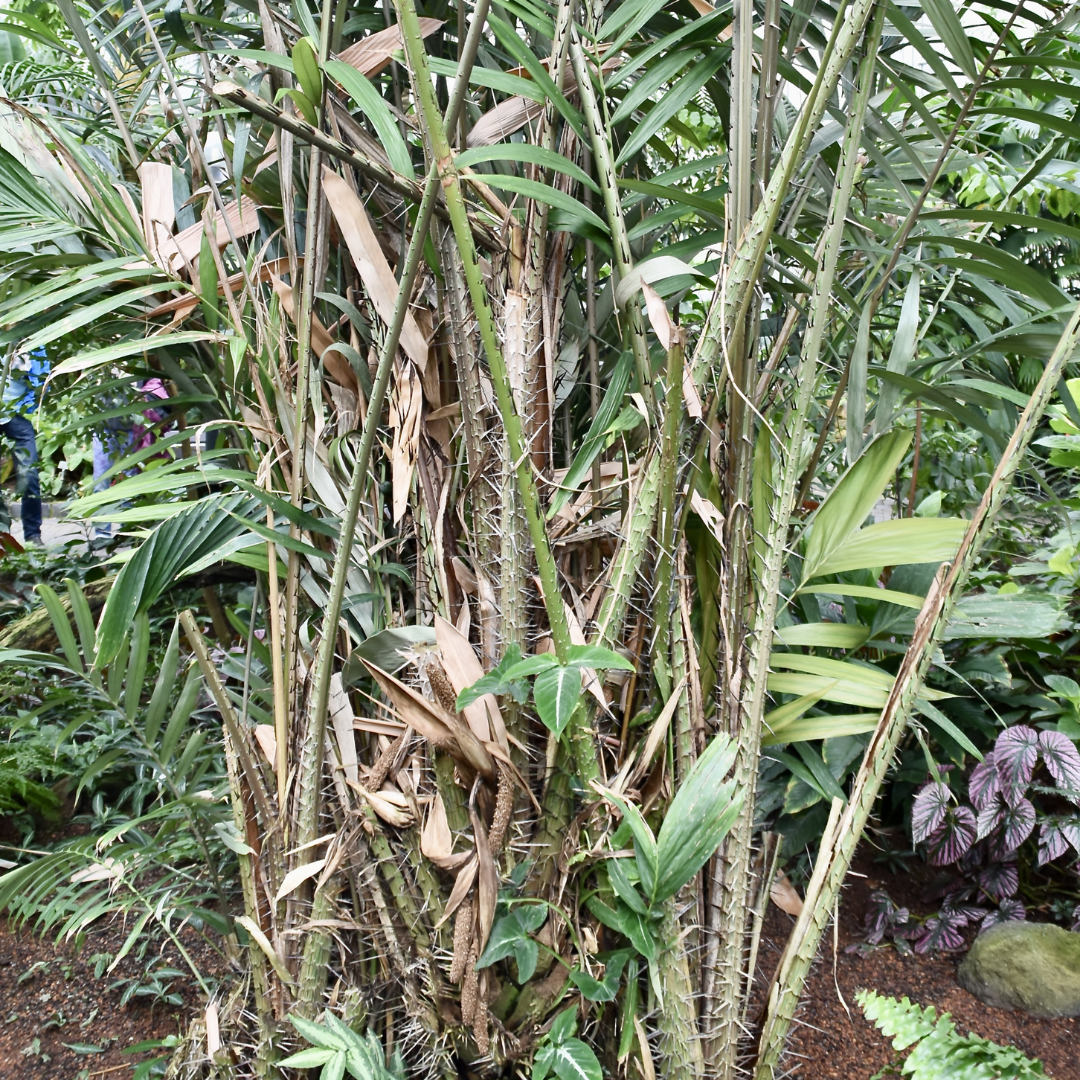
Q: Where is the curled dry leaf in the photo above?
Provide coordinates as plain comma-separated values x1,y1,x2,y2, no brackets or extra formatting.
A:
253,724,278,773
472,807,498,956
329,672,358,785
436,854,478,928
362,658,495,780
642,281,675,351
275,858,328,904
770,873,804,916
336,17,443,77
205,1002,221,1057
322,168,429,371
434,614,507,747
420,790,472,870
348,780,414,828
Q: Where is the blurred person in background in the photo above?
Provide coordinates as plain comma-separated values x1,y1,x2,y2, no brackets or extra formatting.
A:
0,347,46,545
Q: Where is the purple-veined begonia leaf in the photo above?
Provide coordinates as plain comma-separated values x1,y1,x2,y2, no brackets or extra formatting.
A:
980,898,1025,930
977,862,1018,901
862,889,910,945
994,726,1039,800
1072,905,1080,933
926,807,976,866
1037,730,1080,798
976,798,1004,842
914,907,968,953
1000,797,1036,852
1036,820,1071,864
968,753,1000,811
911,781,951,844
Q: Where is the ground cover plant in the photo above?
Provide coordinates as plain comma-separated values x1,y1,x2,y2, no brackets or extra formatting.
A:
0,0,1078,1077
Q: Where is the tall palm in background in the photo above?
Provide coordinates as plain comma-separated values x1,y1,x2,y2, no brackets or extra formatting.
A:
0,0,1078,1076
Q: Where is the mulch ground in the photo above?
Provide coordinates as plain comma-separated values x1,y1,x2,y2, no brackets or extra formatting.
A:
754,849,1080,1079
0,843,1076,1078
0,916,226,1079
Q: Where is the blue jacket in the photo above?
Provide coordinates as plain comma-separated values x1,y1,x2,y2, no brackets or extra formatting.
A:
1,349,48,418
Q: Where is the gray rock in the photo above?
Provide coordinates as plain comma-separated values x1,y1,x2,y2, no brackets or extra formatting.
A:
958,922,1080,1018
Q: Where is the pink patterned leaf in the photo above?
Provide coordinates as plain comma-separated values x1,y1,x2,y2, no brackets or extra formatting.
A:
1001,798,1036,852
994,726,1038,799
976,862,1018,901
911,781,951,843
981,899,1025,929
1037,730,1080,797
975,798,1004,842
926,807,976,866
968,753,1000,811
915,908,968,953
1038,818,1075,865
1063,821,1080,854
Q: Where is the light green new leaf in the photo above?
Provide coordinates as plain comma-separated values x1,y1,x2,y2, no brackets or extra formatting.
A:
654,733,741,903
945,593,1068,640
455,145,599,194
811,518,967,578
533,665,582,737
761,713,880,746
797,583,926,609
872,270,921,437
597,787,657,899
774,622,870,649
801,428,912,582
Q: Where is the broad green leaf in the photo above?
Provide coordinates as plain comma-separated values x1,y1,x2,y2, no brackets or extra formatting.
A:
616,51,727,166
324,59,414,180
547,350,633,518
801,429,912,583
945,593,1068,640
811,518,967,578
502,654,560,680
550,1038,603,1080
533,666,581,737
278,1048,338,1068
596,788,657,898
50,331,219,376
654,733,742,902
344,626,436,678
797,583,926,609
35,584,82,672
773,622,870,649
564,645,634,671
425,56,545,101
761,713,880,746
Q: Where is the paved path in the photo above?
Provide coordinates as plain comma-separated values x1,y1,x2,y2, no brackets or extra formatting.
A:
8,503,93,550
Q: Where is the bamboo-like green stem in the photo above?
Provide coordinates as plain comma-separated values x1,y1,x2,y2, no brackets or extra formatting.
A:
569,32,653,411
752,292,1080,1079
393,0,573,665
652,327,685,699
703,16,882,1067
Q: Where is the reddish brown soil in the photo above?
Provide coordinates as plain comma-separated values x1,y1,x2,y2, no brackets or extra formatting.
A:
754,851,1080,1079
0,917,224,1079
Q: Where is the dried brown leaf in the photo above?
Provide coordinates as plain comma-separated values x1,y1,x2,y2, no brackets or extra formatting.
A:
362,660,495,779
770,873,804,916
436,854,478,928
322,168,429,371
472,808,498,955
336,18,443,77
253,724,277,772
434,615,507,747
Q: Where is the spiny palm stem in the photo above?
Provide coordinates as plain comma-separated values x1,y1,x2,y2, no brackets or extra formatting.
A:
393,0,573,665
302,0,493,851
704,15,882,1067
